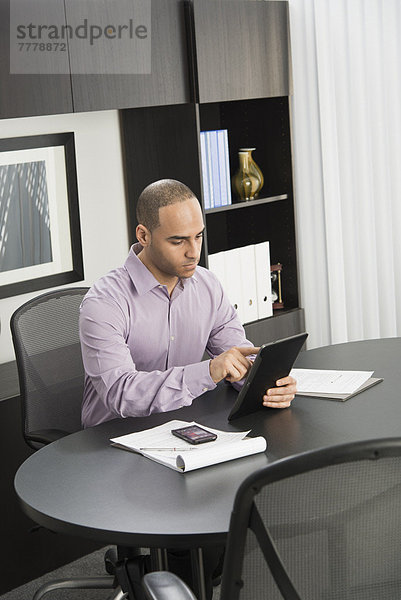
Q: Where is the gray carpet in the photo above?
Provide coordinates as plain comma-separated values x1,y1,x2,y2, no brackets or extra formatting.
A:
0,547,220,600
0,547,114,600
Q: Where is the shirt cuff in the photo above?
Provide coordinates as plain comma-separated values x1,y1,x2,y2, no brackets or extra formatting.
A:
183,360,217,398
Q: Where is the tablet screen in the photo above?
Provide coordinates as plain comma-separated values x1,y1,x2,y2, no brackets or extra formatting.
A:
228,332,308,421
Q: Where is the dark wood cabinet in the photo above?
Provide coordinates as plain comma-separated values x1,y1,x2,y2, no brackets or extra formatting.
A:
0,0,190,119
0,0,73,119
121,0,304,341
69,0,190,113
1,0,290,118
190,0,291,103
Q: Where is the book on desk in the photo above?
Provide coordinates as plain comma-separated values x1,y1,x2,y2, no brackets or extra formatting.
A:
111,420,267,472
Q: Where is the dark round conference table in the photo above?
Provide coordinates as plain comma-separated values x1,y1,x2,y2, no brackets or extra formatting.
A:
14,338,401,553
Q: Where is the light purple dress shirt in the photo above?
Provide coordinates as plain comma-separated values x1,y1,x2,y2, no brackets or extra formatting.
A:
80,244,252,427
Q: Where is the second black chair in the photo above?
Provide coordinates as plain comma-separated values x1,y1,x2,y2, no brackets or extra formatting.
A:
143,437,401,600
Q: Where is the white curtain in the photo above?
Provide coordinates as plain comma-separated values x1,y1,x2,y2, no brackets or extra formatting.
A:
289,0,401,349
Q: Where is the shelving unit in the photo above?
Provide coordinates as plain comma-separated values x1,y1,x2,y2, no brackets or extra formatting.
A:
121,0,304,341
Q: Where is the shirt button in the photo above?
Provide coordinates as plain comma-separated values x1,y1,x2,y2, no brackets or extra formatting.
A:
171,336,175,341
202,387,208,392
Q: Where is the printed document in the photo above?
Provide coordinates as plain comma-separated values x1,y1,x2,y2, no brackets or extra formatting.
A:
291,369,374,394
111,420,266,472
290,368,383,401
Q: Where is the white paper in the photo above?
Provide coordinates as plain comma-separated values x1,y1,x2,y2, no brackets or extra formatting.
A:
291,368,374,394
111,420,267,473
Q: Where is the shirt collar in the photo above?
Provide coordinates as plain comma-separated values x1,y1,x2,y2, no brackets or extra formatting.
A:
124,243,198,296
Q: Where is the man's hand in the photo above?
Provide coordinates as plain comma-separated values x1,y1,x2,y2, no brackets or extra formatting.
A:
263,375,297,409
209,346,259,384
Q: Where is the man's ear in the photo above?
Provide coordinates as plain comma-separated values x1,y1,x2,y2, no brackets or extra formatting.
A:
136,224,151,247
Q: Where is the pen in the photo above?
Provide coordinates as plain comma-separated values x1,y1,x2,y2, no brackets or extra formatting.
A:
139,447,198,451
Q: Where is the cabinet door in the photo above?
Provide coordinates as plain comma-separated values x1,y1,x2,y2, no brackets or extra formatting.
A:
191,0,291,103
69,0,190,112
0,0,73,119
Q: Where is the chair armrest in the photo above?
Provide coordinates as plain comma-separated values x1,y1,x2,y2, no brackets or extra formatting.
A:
27,429,71,446
142,572,197,600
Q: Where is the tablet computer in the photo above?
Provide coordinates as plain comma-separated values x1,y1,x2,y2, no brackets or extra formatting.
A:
228,332,308,421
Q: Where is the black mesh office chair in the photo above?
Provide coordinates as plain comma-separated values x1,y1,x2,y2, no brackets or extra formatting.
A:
11,288,91,448
10,288,121,599
143,437,401,600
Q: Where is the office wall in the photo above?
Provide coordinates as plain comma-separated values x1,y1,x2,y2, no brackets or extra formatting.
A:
0,110,130,363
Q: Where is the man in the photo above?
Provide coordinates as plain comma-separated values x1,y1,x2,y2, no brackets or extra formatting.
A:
80,179,296,428
79,179,297,598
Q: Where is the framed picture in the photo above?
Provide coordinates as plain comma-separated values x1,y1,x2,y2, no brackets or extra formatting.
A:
0,132,83,299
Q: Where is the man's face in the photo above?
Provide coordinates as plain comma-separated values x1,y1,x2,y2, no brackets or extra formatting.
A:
145,197,205,281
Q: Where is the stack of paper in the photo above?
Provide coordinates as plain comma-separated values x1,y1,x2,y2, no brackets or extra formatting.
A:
291,369,383,401
111,420,266,472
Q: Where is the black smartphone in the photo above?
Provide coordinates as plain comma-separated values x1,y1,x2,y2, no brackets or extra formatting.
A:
171,425,217,445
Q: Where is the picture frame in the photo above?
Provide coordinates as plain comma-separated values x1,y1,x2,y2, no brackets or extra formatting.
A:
0,132,84,299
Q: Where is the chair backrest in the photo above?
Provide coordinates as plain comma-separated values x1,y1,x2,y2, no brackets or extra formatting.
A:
10,287,89,450
220,437,401,600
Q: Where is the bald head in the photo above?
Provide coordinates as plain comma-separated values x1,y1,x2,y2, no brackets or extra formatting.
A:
136,179,198,232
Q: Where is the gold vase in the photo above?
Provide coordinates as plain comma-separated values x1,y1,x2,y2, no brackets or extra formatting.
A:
239,147,264,197
232,149,264,201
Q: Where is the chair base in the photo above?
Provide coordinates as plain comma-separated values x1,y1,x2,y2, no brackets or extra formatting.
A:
108,585,129,599
32,575,115,600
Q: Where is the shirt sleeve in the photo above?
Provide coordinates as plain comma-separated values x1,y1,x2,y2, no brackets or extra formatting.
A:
205,276,254,358
204,275,256,390
80,296,216,424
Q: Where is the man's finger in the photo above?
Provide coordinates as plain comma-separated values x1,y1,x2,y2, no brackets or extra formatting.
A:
267,385,297,397
237,346,260,357
226,356,252,382
276,375,296,387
